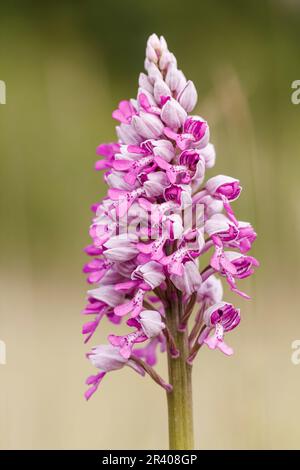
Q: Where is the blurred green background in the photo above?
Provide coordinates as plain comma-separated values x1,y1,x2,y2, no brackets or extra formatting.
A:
0,0,300,449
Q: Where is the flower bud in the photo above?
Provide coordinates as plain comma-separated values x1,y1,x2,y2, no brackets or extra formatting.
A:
131,261,165,289
103,234,139,261
116,123,142,145
143,171,168,197
132,112,164,139
165,64,186,94
153,78,171,104
161,98,187,129
171,260,202,296
145,61,163,84
177,80,198,112
201,143,216,168
139,310,165,338
152,139,175,162
138,73,153,94
145,34,168,64
87,285,124,308
159,50,177,71
137,90,161,115
197,275,223,305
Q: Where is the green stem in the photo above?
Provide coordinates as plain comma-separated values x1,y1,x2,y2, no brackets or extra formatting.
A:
165,288,194,450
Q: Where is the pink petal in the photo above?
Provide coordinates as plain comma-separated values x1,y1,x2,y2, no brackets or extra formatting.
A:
204,335,218,350
119,344,132,359
113,160,132,171
112,109,128,124
115,280,138,291
114,301,133,317
217,341,234,356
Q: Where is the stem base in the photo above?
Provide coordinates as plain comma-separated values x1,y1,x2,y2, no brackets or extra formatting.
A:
166,290,194,450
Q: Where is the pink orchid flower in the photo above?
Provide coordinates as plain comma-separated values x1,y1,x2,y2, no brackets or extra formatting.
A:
83,34,258,406
201,302,241,356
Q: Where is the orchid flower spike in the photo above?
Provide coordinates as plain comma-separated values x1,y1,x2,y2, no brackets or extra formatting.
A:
82,34,258,407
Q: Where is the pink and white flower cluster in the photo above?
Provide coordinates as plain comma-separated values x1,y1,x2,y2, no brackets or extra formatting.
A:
83,34,258,399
